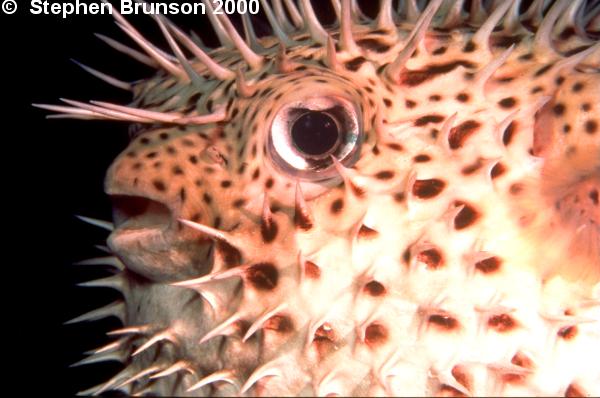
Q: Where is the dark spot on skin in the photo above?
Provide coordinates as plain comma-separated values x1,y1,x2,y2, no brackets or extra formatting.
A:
428,314,459,330
555,76,565,86
531,86,544,94
146,152,158,159
572,82,584,92
246,263,278,291
233,199,246,208
179,187,186,203
313,323,335,354
225,99,234,114
493,35,523,48
497,76,514,83
417,248,444,269
331,198,344,214
438,385,467,397
265,178,274,189
358,225,378,239
563,124,571,134
394,192,406,203
166,146,177,155
357,38,391,53
491,163,507,179
304,261,320,279
295,204,313,230
252,168,260,180
270,204,281,213
432,46,447,55
553,103,566,116
429,94,442,102
370,29,390,35
582,103,591,112
159,132,169,140
132,162,142,170
344,57,367,71
462,158,483,175
589,190,598,205
405,99,417,108
140,137,150,145
261,218,278,244
511,351,533,370
153,180,166,192
564,45,591,57
400,60,476,86
172,165,184,176
412,179,446,199
565,383,586,397
475,256,502,273
585,120,598,134
518,53,534,61
386,143,403,151
364,323,388,346
534,63,552,77
216,240,242,268
349,182,366,198
451,366,471,392
221,180,232,188
264,315,293,334
202,193,212,205
415,114,444,126
126,151,136,158
464,72,474,81
188,155,198,164
559,27,575,40
375,170,395,180
456,93,469,102
454,201,479,230
402,247,411,264
414,154,431,162
213,216,221,229
488,314,517,332
557,326,578,340
498,97,517,109
449,120,481,149
463,41,476,52
503,121,517,145
364,281,386,296
383,98,393,108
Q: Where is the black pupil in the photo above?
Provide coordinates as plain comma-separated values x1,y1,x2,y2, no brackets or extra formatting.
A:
291,111,340,156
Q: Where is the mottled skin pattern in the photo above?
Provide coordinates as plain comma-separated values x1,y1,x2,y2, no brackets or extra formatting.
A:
58,0,600,396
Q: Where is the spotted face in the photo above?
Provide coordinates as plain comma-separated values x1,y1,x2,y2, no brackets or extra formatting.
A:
50,0,600,396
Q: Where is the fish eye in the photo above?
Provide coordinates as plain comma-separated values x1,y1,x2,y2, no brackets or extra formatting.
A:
268,96,363,181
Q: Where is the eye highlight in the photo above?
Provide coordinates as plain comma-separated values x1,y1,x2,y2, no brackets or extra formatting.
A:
268,96,363,181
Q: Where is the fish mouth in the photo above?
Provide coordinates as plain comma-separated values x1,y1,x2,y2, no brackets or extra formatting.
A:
106,193,211,281
111,194,173,231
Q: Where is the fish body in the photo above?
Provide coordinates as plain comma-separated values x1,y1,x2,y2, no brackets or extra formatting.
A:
45,0,600,396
